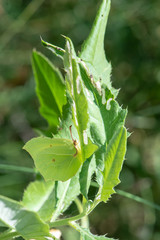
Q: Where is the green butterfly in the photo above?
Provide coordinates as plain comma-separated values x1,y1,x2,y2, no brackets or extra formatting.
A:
23,136,82,181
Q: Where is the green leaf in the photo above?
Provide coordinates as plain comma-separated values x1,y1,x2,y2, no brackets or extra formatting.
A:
79,64,127,188
22,180,56,222
100,127,127,202
32,50,67,131
79,64,106,146
64,37,98,161
0,220,6,227
54,93,79,140
41,37,65,59
80,0,113,92
0,229,17,240
0,195,50,240
51,175,80,221
57,174,80,212
80,63,127,146
70,222,115,240
94,98,127,178
23,136,82,182
79,156,96,199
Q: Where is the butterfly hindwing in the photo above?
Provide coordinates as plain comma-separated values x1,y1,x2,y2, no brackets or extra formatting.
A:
23,137,82,181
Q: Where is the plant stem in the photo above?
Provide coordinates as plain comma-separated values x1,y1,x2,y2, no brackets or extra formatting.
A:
68,221,88,236
0,0,45,52
75,197,89,228
50,197,99,228
91,181,160,212
117,189,160,211
0,164,35,174
49,212,86,228
74,198,83,213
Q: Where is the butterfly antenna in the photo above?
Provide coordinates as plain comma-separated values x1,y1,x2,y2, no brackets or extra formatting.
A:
69,125,74,142
69,125,78,156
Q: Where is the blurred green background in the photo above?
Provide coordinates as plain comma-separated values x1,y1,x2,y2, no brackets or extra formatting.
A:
0,0,160,239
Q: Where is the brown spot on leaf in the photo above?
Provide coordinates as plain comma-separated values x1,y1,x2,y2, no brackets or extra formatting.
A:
52,158,56,162
50,144,52,147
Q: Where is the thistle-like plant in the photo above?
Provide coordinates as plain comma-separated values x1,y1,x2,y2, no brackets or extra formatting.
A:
0,0,128,239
